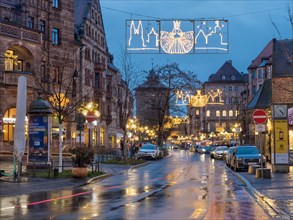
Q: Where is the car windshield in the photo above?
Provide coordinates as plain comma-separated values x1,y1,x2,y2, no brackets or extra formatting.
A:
237,147,259,155
141,145,155,150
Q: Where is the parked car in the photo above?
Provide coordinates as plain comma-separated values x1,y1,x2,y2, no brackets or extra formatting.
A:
230,146,266,172
137,144,160,160
225,146,236,167
209,146,218,159
198,146,213,154
214,146,229,160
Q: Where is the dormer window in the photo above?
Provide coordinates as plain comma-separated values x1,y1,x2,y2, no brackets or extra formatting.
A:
231,75,235,80
221,75,226,80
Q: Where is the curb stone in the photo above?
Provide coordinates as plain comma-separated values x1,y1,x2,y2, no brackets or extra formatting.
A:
234,172,291,220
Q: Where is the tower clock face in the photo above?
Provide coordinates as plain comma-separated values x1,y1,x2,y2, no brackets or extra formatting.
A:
274,105,287,118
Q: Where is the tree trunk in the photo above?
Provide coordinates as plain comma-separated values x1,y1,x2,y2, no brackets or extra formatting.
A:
58,123,63,173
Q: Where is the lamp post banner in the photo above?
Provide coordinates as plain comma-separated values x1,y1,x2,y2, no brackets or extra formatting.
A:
13,76,27,162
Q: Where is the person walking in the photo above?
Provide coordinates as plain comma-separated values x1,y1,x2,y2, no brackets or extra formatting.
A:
120,140,124,157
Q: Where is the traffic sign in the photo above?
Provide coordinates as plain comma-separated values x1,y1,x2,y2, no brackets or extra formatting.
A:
85,111,98,123
252,109,267,124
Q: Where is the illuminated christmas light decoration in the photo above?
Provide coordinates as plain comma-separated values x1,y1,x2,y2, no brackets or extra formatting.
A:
175,89,223,107
160,20,194,54
126,19,228,54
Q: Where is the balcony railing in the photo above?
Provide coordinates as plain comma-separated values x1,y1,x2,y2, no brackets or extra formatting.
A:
4,71,34,87
94,63,106,71
0,22,40,43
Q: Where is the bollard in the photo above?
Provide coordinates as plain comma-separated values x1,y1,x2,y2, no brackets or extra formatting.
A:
53,168,58,177
48,164,51,178
33,161,36,177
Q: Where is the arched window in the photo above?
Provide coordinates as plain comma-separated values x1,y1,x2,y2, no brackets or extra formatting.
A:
206,110,210,117
222,110,227,117
196,110,199,115
229,110,233,117
216,110,220,117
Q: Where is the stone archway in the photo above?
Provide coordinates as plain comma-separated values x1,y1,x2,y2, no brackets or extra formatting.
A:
4,44,34,73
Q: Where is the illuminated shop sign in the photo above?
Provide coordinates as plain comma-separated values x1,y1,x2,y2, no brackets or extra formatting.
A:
3,117,28,123
126,19,228,54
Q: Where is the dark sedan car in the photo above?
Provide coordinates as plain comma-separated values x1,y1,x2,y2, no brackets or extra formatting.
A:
225,146,236,167
230,146,266,172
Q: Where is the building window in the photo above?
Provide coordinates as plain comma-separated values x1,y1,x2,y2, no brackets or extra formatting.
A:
258,69,263,78
253,85,256,96
222,86,226,92
3,108,17,142
40,20,46,33
206,110,210,117
221,75,226,80
228,86,232,92
231,75,236,80
4,49,23,71
229,98,233,104
52,28,59,45
229,110,233,117
235,110,238,116
196,110,199,115
252,71,256,79
216,110,220,117
222,110,227,117
235,86,238,91
27,16,34,29
52,66,60,83
52,0,59,8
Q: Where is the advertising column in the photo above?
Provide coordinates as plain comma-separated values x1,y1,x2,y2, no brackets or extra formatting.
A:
28,115,50,162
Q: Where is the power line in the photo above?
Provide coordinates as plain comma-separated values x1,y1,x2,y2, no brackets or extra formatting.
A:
102,5,286,20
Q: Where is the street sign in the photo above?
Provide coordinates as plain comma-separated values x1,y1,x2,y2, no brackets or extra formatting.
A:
87,123,95,129
255,124,266,132
252,109,267,124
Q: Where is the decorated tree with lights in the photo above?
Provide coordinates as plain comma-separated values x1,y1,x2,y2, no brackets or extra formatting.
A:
136,63,201,147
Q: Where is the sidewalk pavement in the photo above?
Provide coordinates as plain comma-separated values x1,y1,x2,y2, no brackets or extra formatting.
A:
234,164,293,219
0,160,292,219
0,160,149,197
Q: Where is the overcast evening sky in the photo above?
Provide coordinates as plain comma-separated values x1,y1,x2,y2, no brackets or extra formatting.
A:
100,0,293,82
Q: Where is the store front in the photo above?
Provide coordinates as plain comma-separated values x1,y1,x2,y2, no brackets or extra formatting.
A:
288,107,293,165
2,108,28,150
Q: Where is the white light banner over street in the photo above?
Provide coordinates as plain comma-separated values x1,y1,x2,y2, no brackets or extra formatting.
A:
126,19,228,54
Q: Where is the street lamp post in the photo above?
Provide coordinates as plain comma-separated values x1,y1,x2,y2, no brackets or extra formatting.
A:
78,102,100,149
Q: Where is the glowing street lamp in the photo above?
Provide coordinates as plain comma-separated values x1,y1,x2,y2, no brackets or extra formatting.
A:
78,101,100,148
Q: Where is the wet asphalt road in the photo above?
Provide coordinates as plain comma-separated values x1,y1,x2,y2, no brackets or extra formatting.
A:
0,150,271,219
